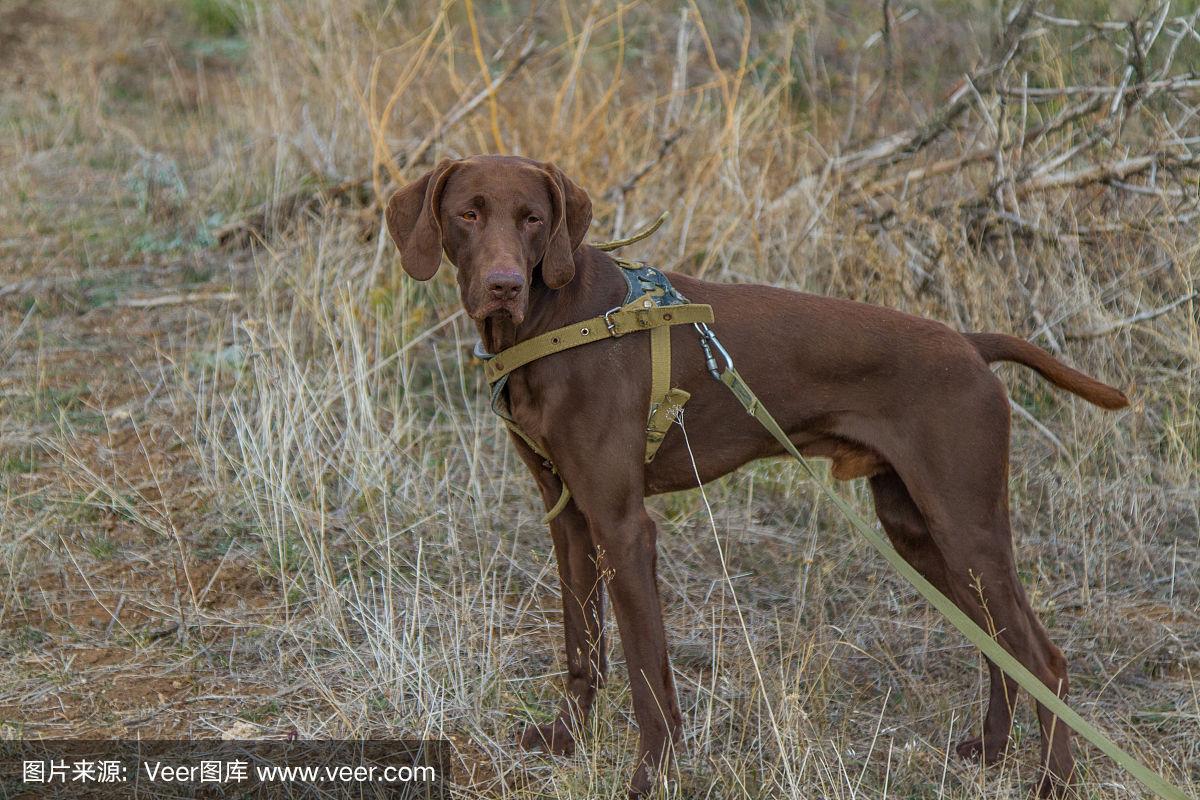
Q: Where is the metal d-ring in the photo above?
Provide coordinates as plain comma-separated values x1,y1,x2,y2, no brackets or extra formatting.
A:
603,306,623,335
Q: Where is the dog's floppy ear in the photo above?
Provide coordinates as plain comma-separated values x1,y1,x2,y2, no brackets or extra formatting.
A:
385,159,457,281
540,163,592,289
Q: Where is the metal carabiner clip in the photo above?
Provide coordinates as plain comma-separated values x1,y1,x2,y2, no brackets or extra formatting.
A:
694,322,733,381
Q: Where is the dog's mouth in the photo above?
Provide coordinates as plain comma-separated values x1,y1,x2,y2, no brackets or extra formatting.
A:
470,297,526,324
480,309,520,354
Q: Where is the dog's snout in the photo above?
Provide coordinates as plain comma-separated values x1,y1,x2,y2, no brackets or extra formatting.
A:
486,271,524,301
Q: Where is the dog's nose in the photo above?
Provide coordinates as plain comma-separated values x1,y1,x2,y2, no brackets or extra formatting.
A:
486,271,524,301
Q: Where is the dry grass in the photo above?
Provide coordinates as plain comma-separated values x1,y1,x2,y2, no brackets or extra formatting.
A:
1,1,1197,798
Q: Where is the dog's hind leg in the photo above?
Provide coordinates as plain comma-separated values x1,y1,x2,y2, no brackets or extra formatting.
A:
928,515,1073,797
870,471,1017,765
893,380,1074,796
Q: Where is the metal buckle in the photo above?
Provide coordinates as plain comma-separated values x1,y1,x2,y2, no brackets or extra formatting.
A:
603,306,623,335
473,341,494,360
694,322,733,380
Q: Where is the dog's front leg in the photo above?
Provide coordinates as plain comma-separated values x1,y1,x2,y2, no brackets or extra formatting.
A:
588,499,682,799
510,438,607,756
519,499,607,755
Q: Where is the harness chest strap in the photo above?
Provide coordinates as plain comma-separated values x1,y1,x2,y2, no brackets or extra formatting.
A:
644,324,693,462
501,418,574,523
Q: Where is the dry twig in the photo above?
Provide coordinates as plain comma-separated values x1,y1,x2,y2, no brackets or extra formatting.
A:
1066,292,1199,340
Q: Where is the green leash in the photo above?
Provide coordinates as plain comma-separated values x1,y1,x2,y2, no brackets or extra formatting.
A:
713,364,1190,800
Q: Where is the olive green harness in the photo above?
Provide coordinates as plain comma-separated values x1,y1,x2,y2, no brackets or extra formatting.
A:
471,216,1187,800
478,216,715,523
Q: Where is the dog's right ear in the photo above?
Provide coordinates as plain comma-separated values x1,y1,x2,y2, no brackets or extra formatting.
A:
385,159,457,280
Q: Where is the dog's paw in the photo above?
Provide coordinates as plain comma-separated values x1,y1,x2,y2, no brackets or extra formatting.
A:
626,761,653,799
1030,773,1073,799
1029,764,1077,799
955,734,1009,765
518,717,576,756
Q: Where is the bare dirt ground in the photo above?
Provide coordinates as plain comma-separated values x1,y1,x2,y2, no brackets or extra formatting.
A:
0,1,284,739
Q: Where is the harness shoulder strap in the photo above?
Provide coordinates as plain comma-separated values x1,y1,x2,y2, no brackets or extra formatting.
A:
483,299,713,384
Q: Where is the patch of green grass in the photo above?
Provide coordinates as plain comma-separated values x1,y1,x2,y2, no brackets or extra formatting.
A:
188,0,242,37
58,494,104,524
41,384,91,412
10,490,48,513
18,384,107,432
195,526,239,560
188,35,249,61
182,263,213,284
1,452,38,474
107,76,149,106
260,533,304,578
99,494,142,524
86,150,128,171
1012,380,1058,418
63,409,108,434
0,626,48,658
87,535,119,560
75,272,132,308
129,230,189,256
127,212,225,258
239,699,281,723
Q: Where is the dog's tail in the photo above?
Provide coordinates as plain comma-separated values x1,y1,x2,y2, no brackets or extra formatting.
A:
967,332,1129,410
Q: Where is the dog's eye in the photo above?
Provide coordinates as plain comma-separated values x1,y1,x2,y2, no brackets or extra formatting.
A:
526,215,541,226
461,210,478,222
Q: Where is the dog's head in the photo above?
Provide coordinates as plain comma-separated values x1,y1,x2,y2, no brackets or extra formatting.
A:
385,155,592,332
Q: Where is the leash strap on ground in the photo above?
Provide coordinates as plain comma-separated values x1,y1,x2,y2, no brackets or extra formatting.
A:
717,366,1189,800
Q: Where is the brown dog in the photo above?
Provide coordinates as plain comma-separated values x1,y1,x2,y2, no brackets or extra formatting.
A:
385,155,1128,797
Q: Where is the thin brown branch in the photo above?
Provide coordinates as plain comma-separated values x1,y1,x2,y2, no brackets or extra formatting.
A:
404,33,538,171
118,292,239,309
1017,153,1199,195
607,130,683,238
831,0,1041,174
215,34,538,246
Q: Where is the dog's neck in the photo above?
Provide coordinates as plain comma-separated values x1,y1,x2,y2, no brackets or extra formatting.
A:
478,245,627,354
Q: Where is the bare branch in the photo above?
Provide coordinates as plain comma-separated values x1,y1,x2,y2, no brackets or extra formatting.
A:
831,1,1042,174
1066,292,1199,339
215,33,538,246
1009,398,1070,459
118,292,239,309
